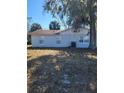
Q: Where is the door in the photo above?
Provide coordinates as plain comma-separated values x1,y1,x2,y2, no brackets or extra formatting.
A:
71,42,76,47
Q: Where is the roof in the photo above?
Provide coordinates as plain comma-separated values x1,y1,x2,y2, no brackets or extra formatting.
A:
28,29,62,36
28,27,89,36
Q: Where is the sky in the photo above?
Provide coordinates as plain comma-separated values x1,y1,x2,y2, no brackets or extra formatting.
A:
27,0,64,30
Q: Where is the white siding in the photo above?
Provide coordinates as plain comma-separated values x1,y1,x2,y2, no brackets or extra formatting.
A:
60,28,90,48
76,36,90,48
31,35,70,47
31,28,90,48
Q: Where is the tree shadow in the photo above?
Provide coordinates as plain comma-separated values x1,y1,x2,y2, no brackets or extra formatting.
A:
27,45,97,53
27,49,97,93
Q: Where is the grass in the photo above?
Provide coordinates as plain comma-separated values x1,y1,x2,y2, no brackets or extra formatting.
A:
27,46,97,93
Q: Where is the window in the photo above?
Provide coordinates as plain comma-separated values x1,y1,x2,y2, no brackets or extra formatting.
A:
84,40,89,42
56,40,61,44
56,36,61,44
79,40,83,43
79,36,83,43
39,40,44,44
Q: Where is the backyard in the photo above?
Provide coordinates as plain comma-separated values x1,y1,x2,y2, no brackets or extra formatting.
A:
27,46,97,93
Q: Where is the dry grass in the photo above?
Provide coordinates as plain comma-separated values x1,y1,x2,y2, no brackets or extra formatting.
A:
27,49,60,61
27,46,97,93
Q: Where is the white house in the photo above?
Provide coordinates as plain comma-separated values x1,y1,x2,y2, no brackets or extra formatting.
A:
29,28,90,48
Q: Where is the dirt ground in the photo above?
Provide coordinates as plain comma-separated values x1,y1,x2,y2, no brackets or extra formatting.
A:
27,46,97,93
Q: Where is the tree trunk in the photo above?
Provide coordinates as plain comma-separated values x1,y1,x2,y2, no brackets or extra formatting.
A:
89,16,96,49
89,0,96,50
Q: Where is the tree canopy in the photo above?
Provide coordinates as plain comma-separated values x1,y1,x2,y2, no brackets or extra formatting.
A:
49,21,60,30
30,23,42,32
43,0,97,49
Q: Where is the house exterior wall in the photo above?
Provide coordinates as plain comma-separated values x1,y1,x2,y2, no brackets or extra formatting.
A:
31,28,90,48
31,35,70,47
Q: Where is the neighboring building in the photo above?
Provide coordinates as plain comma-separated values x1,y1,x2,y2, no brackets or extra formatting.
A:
29,28,90,48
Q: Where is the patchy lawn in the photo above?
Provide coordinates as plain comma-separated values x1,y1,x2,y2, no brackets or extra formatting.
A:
27,46,97,93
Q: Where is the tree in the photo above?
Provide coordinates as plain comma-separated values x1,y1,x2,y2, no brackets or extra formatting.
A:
27,17,32,32
49,21,60,30
27,23,42,44
30,23,42,32
43,0,97,49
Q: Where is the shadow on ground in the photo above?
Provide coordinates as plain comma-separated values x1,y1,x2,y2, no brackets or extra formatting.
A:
27,48,97,93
